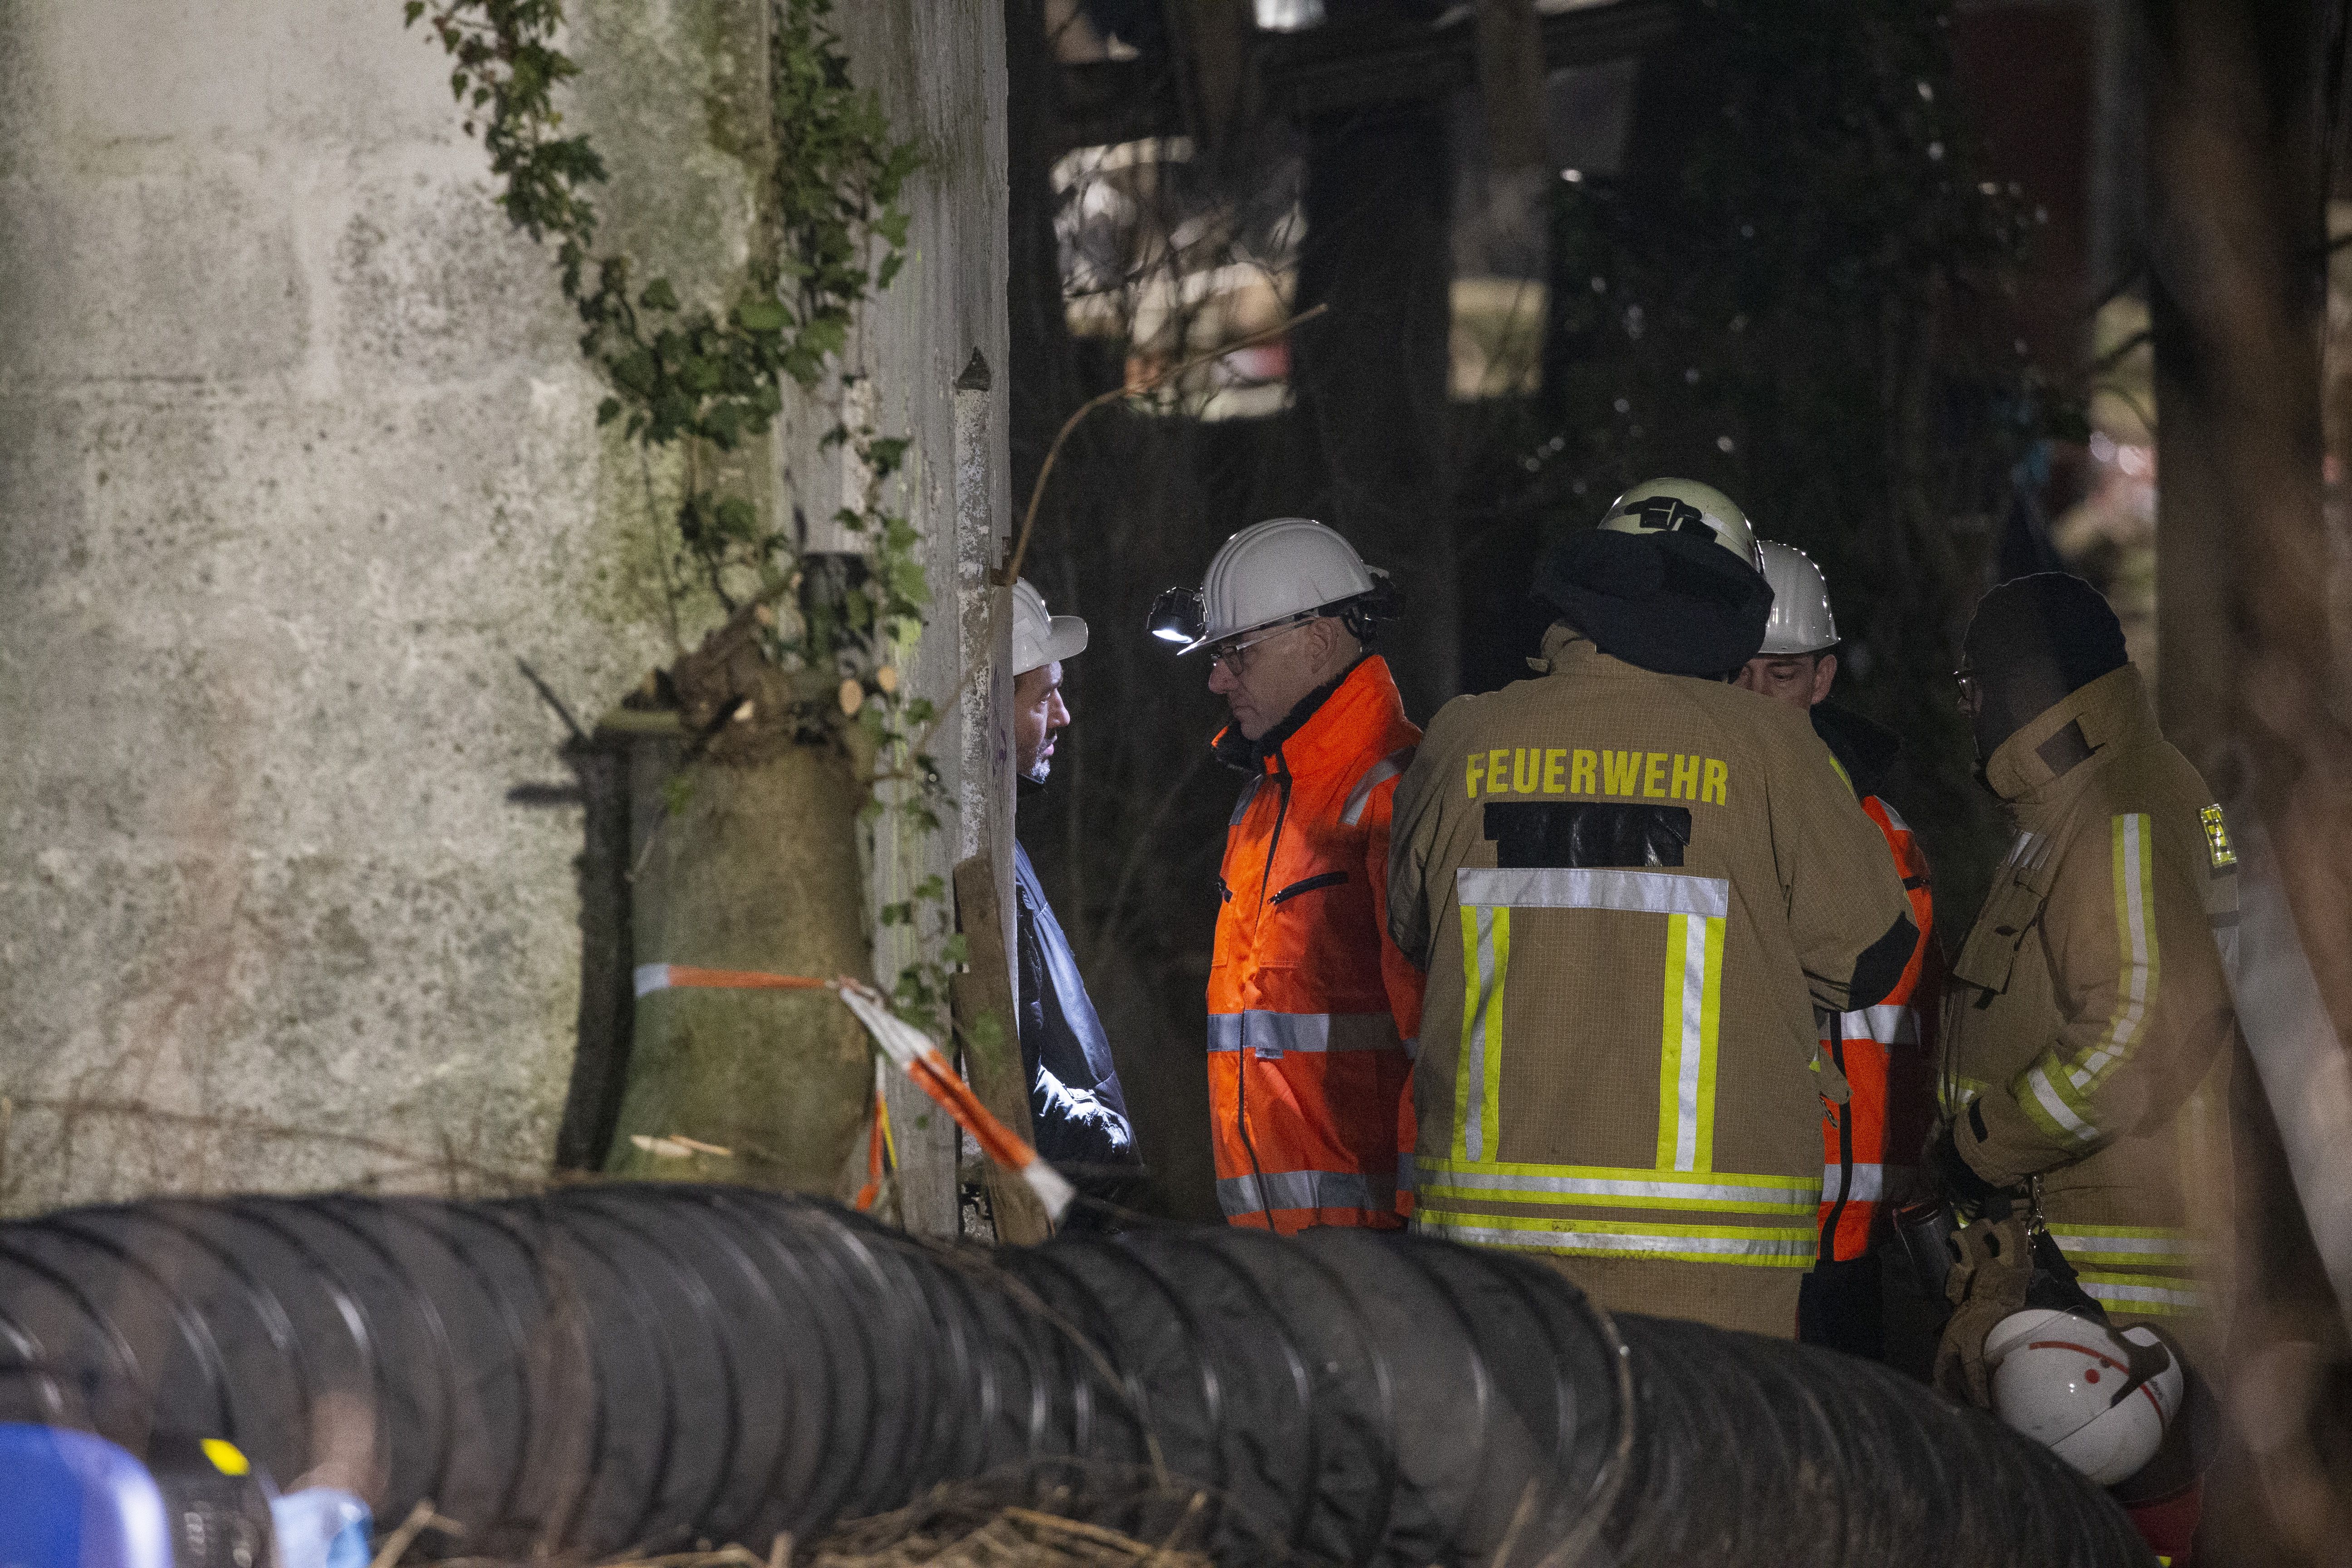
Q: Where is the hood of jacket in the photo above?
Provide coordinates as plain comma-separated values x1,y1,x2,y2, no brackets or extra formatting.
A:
1983,664,2161,815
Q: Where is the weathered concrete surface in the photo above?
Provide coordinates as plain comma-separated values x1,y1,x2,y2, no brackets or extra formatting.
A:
831,2,1014,1236
0,0,741,1211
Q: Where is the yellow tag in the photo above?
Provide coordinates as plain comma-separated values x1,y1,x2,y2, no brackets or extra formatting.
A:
200,1438,250,1477
2200,804,2237,869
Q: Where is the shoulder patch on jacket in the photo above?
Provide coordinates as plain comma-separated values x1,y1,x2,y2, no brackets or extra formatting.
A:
1341,746,1416,827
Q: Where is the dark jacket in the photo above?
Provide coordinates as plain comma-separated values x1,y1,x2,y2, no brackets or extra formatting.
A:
1013,842,1138,1167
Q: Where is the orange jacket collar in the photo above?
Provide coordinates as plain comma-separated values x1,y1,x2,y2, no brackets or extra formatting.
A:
1224,656,1407,777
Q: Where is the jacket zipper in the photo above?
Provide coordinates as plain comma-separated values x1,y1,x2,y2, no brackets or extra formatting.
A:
1236,753,1292,1231
1269,870,1348,905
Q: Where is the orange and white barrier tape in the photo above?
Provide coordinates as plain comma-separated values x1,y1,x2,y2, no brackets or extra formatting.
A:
634,963,1074,1224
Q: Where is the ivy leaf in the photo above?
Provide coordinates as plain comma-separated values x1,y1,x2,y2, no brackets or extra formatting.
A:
876,252,904,290
736,298,790,332
595,397,622,426
638,277,680,312
715,496,760,541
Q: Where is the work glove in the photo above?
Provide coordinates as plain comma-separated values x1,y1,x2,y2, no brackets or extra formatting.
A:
1922,1109,2009,1220
1933,1214,2034,1409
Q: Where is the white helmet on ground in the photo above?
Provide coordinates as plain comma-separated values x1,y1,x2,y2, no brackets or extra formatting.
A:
1985,1309,2185,1486
1755,540,1838,656
1147,517,1397,656
1596,478,1766,573
1012,578,1088,676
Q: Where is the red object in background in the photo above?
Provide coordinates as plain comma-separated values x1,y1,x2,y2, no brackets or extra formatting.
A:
2127,1480,2203,1566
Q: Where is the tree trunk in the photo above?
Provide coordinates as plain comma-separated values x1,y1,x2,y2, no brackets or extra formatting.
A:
1293,100,1460,721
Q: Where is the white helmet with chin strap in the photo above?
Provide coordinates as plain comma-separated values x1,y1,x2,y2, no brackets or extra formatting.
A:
1147,517,1398,656
1755,540,1839,656
1985,1308,2186,1486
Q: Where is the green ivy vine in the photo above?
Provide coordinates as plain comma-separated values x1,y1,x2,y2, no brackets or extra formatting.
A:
407,0,963,1023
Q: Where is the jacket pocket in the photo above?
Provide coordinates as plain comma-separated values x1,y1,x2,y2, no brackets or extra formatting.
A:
1269,870,1349,906
1952,875,2045,995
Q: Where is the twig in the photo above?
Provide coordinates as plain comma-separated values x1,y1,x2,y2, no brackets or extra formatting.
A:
366,1500,461,1568
995,304,1329,588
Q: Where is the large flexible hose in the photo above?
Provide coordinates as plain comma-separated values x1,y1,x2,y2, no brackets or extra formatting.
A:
0,1186,2151,1567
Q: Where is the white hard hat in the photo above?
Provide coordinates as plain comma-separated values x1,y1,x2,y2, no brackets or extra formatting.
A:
1011,578,1088,676
1147,517,1393,655
1755,540,1838,655
1985,1309,2185,1486
1596,479,1765,573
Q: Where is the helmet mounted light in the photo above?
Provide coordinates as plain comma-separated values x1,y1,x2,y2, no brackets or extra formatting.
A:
1147,587,1205,646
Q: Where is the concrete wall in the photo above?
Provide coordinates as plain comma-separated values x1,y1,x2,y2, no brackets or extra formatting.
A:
0,0,1004,1216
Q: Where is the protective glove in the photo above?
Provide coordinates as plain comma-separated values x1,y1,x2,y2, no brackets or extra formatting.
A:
1933,1214,2034,1408
1922,1110,2009,1220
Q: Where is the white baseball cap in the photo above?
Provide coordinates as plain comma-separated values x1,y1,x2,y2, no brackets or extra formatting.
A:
1012,578,1088,676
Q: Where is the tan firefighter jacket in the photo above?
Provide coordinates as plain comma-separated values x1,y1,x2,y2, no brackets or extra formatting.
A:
1942,665,2239,1328
1388,628,1916,1294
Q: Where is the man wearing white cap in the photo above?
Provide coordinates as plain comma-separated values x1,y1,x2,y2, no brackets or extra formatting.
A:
1010,579,1138,1172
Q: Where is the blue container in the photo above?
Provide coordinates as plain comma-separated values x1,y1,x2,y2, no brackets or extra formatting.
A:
0,1425,175,1568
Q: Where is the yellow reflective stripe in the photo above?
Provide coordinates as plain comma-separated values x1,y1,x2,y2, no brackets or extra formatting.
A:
1418,1209,1814,1266
2015,814,2161,1150
1416,1160,1818,1214
2075,1268,2201,1315
1455,904,1509,1162
2049,1225,2202,1266
1656,912,1725,1173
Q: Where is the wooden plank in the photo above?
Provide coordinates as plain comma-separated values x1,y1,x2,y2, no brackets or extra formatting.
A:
953,847,1051,1243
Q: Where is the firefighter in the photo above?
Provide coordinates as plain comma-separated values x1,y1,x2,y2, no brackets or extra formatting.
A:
1147,518,1423,1232
1010,579,1139,1171
1387,480,1916,1336
1925,573,2237,1561
1735,541,1943,1359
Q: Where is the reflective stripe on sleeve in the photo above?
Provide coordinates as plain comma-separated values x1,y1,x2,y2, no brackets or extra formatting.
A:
1341,746,1417,827
1207,1010,1402,1055
1836,1003,1920,1046
2015,813,2161,1149
1456,867,1730,920
1416,1210,1815,1266
1417,1160,1818,1214
1216,1169,1389,1218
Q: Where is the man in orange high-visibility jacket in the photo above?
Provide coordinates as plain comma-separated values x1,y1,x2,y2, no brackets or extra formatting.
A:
1149,518,1424,1231
1736,541,1943,1359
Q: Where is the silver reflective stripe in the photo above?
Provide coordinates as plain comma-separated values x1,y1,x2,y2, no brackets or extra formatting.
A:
1416,1218,1813,1261
1456,866,1730,919
634,964,673,997
1836,1003,1920,1046
2049,1230,2196,1259
1819,1162,1918,1204
1875,799,1912,833
1341,746,1417,827
1207,1010,1402,1055
2081,1278,2200,1311
1229,775,1263,826
1422,1166,1817,1208
1216,1169,1387,1216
